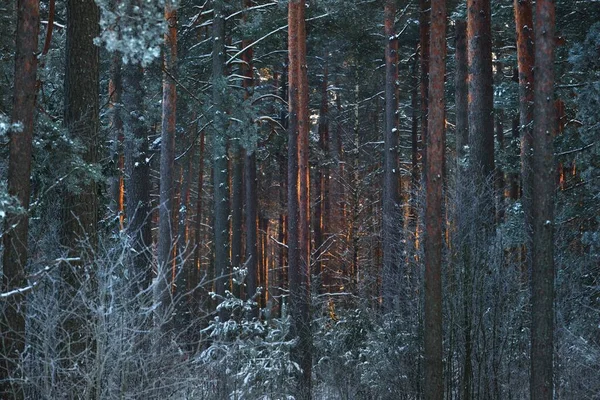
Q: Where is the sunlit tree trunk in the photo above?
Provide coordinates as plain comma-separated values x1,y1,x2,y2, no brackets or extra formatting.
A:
424,0,446,399
288,1,312,397
192,130,206,303
530,0,556,398
0,0,39,397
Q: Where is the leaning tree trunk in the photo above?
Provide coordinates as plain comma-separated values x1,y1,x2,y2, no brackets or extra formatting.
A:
530,0,556,398
424,0,446,399
0,1,39,398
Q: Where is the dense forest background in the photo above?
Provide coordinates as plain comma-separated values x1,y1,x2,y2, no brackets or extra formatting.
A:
1,0,599,399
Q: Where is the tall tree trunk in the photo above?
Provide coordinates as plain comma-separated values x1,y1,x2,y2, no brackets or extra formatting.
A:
108,50,124,226
123,64,152,291
424,0,446,399
288,1,312,397
455,20,468,171
454,19,473,400
514,0,535,268
61,0,99,371
467,0,495,225
0,0,39,397
63,0,100,249
419,0,431,174
314,60,329,291
496,109,506,221
192,130,206,303
530,0,556,398
382,0,400,313
155,0,177,340
212,0,230,320
411,42,420,205
240,9,259,313
231,146,243,293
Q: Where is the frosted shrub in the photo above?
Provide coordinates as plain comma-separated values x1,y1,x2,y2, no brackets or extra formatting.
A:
198,291,298,399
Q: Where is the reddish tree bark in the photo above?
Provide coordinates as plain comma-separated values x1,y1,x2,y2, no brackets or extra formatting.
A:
192,130,206,301
424,0,446,399
455,20,468,170
288,1,312,397
514,0,535,262
467,0,495,223
531,0,556,398
0,0,39,397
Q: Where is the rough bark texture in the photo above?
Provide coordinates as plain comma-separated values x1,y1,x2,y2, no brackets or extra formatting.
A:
424,0,446,398
61,0,100,367
0,0,39,397
212,0,230,320
467,0,495,221
288,1,312,397
514,0,535,266
531,0,556,398
382,0,400,313
63,0,100,248
155,0,177,338
123,64,152,291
